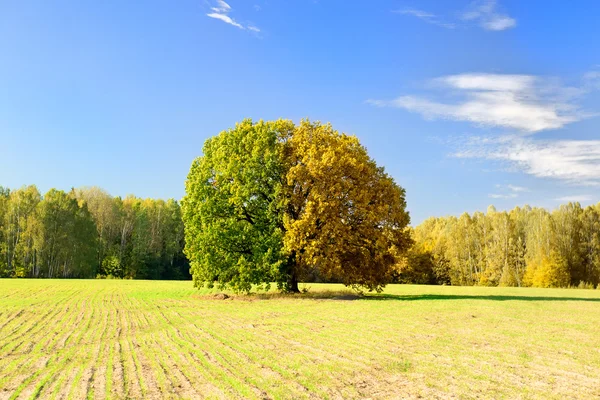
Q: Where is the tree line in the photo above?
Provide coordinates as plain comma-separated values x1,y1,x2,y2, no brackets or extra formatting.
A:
0,185,189,279
400,203,600,288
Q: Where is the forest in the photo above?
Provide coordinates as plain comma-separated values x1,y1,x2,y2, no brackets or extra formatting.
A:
402,203,600,288
0,185,189,279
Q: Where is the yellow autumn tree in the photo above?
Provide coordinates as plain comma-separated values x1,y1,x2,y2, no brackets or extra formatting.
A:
523,250,570,288
283,120,412,292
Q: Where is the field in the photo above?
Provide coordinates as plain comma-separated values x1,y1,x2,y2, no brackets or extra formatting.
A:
0,281,599,400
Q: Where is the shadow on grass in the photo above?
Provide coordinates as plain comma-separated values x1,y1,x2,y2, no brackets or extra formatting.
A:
246,290,362,301
363,294,600,302
197,290,364,301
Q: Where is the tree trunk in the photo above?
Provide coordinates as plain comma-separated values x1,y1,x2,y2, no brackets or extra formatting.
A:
288,272,300,293
286,251,300,293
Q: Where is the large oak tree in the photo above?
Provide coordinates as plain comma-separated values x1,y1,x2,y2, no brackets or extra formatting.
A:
182,119,412,293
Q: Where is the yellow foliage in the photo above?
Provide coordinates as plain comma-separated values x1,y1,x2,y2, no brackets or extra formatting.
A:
283,120,411,291
523,251,569,288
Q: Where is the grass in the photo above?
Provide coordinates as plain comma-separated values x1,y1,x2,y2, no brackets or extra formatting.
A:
0,280,599,399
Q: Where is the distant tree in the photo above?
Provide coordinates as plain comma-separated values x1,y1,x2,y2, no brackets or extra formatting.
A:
393,243,436,284
484,210,514,286
523,250,570,288
74,187,120,274
580,204,600,285
553,203,584,284
31,189,97,278
0,186,9,276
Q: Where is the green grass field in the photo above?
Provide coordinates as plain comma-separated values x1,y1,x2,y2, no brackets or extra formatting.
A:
1,280,599,399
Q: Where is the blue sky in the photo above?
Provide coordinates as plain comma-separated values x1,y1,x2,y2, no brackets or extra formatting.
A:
1,0,599,224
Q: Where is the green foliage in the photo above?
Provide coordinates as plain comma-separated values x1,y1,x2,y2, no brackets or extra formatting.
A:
182,119,294,293
183,119,412,293
0,185,188,279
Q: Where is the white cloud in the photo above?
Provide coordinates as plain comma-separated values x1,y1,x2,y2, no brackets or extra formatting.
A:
506,184,529,192
206,1,259,32
489,184,528,199
555,195,593,203
396,1,513,31
483,16,516,31
394,9,456,29
455,135,600,186
438,74,533,91
211,0,231,13
462,0,516,31
206,12,244,29
489,193,517,199
369,73,590,133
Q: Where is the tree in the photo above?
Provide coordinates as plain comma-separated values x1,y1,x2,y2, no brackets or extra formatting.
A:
393,241,436,284
553,203,584,284
0,186,9,276
523,250,570,288
32,189,97,278
182,119,412,293
580,204,600,285
74,187,120,274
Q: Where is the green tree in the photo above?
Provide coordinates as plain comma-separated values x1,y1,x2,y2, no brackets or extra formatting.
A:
32,189,97,278
182,119,294,293
74,187,120,275
0,186,9,276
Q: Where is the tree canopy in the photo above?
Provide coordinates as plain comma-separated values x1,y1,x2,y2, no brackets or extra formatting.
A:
182,119,412,293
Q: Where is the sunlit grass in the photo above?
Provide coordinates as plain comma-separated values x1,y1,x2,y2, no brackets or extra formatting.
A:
0,280,599,399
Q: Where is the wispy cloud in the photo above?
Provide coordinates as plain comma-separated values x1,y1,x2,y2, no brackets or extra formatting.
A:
396,1,514,31
489,193,517,199
211,0,231,13
455,135,600,186
506,184,529,192
462,0,516,31
394,9,456,29
206,12,244,29
206,1,259,32
584,69,600,90
555,195,593,203
489,183,529,199
368,73,592,133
